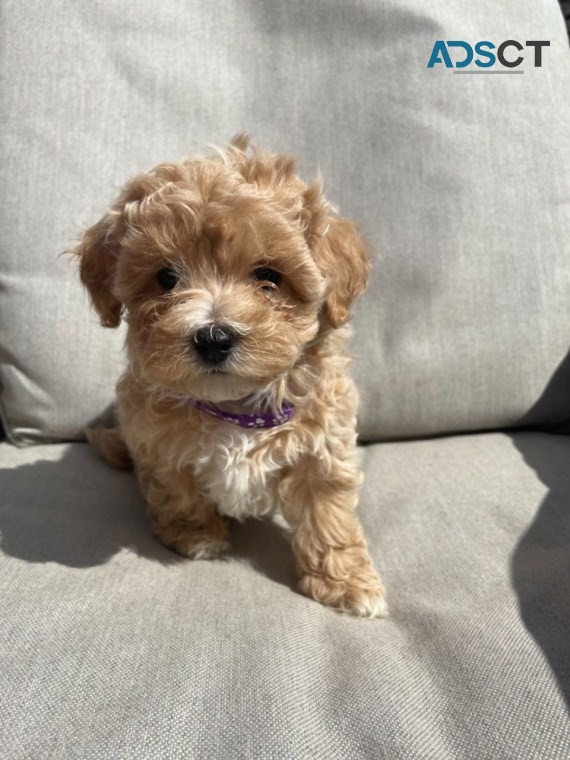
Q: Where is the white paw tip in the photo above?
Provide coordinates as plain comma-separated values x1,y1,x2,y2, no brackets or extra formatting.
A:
350,594,389,619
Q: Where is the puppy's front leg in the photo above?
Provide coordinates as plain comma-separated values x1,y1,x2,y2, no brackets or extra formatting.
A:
137,462,229,559
280,457,387,618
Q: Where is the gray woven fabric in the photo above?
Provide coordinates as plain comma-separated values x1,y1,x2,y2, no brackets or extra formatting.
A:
1,432,568,759
1,1,570,444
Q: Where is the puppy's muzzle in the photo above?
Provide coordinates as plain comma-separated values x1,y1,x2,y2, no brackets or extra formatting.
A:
193,324,237,366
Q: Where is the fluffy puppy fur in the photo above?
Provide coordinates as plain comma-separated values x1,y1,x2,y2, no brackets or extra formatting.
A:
76,136,386,618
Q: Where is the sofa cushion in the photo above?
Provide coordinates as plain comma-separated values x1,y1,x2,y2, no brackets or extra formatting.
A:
1,0,570,443
0,432,568,758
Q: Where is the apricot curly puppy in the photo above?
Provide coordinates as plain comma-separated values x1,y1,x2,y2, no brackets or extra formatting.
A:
76,136,387,618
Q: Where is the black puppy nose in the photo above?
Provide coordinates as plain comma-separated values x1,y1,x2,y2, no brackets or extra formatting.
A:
193,325,236,365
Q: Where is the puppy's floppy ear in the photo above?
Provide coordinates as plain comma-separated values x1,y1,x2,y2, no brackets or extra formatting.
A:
74,170,170,328
302,182,371,328
75,209,124,328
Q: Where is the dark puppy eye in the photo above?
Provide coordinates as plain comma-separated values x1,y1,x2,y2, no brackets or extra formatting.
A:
252,267,282,290
156,267,179,291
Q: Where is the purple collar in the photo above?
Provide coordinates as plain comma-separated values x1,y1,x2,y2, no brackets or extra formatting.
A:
191,399,294,429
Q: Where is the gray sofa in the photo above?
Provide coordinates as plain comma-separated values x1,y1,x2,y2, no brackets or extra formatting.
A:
1,2,569,758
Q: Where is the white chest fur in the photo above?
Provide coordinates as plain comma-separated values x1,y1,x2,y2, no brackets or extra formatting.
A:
190,423,281,520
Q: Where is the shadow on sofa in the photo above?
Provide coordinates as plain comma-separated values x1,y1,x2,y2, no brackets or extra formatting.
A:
510,350,570,711
0,445,170,568
0,442,297,586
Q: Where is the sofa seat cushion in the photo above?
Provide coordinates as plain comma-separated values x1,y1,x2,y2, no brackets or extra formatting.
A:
1,431,568,758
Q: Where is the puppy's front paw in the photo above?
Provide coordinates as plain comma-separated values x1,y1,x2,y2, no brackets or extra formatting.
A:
153,515,230,559
298,572,388,619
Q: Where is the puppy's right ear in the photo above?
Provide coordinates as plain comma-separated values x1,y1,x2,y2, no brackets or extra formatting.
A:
74,208,123,328
75,165,186,326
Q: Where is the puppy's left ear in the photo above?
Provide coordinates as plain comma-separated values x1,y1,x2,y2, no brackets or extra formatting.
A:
302,182,371,328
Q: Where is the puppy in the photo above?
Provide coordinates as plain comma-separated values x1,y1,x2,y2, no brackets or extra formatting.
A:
76,136,386,618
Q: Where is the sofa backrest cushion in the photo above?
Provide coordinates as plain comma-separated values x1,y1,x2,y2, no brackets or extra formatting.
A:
1,1,569,443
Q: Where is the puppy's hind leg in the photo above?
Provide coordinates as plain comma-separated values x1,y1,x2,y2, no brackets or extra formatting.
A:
86,426,133,470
